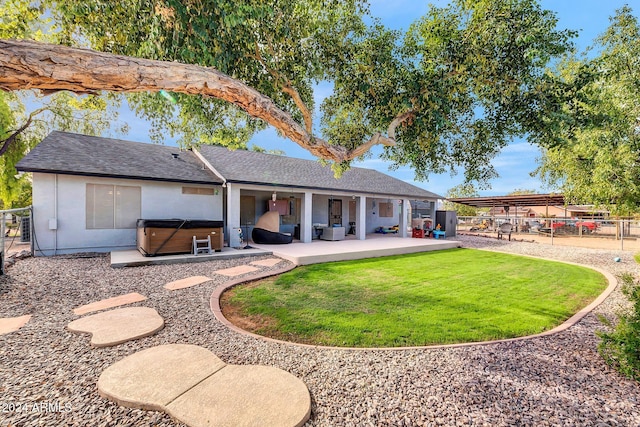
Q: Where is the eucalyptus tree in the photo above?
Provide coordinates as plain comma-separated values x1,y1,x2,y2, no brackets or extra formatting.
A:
1,0,576,181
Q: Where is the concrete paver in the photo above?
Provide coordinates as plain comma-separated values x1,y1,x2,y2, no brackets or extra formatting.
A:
98,344,311,427
214,265,259,277
99,344,226,410
67,307,164,347
167,364,311,427
164,275,212,290
0,314,32,335
72,292,147,315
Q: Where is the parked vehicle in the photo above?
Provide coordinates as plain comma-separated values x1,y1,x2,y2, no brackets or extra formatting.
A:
540,220,599,234
527,220,542,231
575,221,599,233
537,220,570,234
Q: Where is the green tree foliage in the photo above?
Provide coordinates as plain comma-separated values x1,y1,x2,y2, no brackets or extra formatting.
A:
0,91,27,208
537,6,640,214
7,0,577,181
598,272,640,382
443,183,479,217
508,189,537,195
0,0,123,207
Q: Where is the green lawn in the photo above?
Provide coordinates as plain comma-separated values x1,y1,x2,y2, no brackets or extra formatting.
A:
223,248,607,347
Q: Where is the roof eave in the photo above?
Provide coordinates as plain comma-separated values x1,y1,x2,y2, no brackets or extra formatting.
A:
225,179,439,199
17,168,222,185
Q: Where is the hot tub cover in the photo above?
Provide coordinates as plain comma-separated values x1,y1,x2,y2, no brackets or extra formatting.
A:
136,219,224,229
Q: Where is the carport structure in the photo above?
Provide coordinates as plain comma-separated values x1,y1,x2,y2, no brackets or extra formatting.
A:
448,193,566,215
448,193,567,229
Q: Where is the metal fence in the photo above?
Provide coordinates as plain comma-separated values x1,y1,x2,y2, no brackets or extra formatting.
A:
457,216,640,251
1,206,33,275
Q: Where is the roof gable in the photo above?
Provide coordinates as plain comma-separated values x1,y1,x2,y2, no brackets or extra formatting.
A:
196,145,441,199
16,131,221,184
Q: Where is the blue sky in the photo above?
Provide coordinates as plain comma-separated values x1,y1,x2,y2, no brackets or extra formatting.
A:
118,0,638,197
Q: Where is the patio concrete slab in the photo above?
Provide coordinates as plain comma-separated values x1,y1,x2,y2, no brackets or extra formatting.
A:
67,307,164,347
214,265,259,277
164,275,213,291
0,314,32,335
250,258,283,267
252,234,460,265
73,292,147,316
111,247,272,268
98,344,311,427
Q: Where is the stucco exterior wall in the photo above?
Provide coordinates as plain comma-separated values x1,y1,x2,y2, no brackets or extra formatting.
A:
32,173,222,255
366,198,401,233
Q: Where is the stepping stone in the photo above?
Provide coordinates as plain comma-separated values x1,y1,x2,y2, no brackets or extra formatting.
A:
99,344,225,410
214,265,259,277
250,258,283,268
164,275,213,291
0,314,32,335
67,307,164,348
98,344,311,427
73,292,147,316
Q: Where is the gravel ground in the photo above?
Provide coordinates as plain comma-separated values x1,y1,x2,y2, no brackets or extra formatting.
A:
1,236,639,426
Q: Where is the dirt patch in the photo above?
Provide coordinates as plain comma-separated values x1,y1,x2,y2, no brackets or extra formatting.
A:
219,279,320,345
220,282,279,333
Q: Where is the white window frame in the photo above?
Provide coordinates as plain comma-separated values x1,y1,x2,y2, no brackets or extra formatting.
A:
86,184,141,229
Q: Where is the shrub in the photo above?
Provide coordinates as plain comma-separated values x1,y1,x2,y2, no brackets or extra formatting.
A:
598,273,640,381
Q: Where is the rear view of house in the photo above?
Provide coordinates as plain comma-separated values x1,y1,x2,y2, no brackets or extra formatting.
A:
16,131,441,256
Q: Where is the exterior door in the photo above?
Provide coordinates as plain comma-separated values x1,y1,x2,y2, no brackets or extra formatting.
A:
240,195,256,226
329,199,342,226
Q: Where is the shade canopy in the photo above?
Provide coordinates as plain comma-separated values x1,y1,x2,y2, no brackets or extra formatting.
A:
448,193,565,208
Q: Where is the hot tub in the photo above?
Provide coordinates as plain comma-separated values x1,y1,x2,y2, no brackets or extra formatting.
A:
136,219,224,256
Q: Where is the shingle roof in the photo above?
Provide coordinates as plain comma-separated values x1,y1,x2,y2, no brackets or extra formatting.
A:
16,131,221,184
196,145,441,199
17,132,441,199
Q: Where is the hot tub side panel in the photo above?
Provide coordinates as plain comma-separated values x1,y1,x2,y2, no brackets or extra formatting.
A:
137,220,224,256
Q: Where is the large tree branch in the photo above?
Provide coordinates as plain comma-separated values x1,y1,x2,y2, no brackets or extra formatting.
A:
0,39,394,163
281,83,313,134
250,42,314,134
387,109,416,140
0,106,48,156
348,132,396,159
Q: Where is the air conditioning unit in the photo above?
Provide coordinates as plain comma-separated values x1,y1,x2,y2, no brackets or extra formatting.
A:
20,216,31,243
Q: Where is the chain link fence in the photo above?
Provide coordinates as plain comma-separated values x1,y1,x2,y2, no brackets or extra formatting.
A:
457,216,640,252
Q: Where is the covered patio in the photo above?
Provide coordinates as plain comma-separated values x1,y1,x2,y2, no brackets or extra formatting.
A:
251,233,458,265
111,233,459,267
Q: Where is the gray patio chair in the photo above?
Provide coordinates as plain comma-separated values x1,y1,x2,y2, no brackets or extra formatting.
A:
497,223,513,241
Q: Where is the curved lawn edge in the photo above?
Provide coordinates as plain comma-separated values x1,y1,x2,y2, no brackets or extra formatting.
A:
209,252,618,351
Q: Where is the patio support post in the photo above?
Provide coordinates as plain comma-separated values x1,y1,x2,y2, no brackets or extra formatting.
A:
400,199,409,238
226,183,241,243
356,196,366,240
300,192,313,243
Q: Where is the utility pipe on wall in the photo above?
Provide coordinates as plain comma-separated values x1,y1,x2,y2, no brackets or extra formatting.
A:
53,174,58,255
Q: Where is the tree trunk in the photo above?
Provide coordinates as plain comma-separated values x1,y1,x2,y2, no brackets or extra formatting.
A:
0,39,394,163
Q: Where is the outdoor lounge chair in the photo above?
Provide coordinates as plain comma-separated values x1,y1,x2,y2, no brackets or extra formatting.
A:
251,211,293,244
497,223,513,241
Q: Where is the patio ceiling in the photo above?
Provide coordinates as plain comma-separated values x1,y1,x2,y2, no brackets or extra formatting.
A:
448,193,566,208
